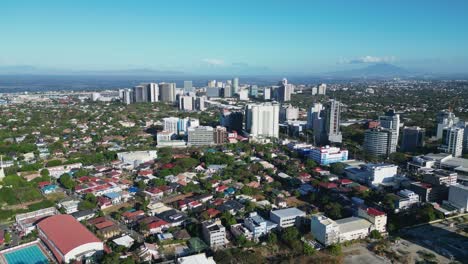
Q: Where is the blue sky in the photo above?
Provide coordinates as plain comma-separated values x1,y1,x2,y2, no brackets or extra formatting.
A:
1,0,468,75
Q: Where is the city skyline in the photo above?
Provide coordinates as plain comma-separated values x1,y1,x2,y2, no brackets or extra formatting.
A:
1,0,468,75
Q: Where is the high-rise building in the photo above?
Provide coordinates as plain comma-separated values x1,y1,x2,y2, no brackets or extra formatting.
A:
147,83,159,102
196,96,206,111
206,87,220,98
133,85,147,103
238,89,249,101
232,77,239,94
379,109,400,154
188,126,214,146
120,89,133,105
179,95,195,111
207,80,216,88
263,87,272,100
249,85,258,97
214,126,227,145
401,126,425,152
307,103,323,129
311,87,318,95
159,83,176,103
163,117,180,135
223,85,232,98
439,126,464,157
436,110,459,139
277,78,293,102
245,103,280,138
280,104,299,122
363,127,392,157
325,99,342,144
184,81,193,93
318,83,327,95
220,110,244,132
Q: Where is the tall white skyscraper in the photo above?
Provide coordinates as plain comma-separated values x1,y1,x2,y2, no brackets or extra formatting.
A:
436,110,459,139
439,126,464,157
120,89,133,105
245,103,280,139
379,109,400,154
264,87,272,100
307,100,342,145
207,80,216,88
147,83,159,102
280,104,299,122
224,85,232,98
179,95,195,111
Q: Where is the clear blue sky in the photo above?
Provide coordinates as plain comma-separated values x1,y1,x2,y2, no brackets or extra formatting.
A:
1,0,467,75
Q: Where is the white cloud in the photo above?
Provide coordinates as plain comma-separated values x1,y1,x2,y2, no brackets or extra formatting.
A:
340,56,396,64
202,58,225,66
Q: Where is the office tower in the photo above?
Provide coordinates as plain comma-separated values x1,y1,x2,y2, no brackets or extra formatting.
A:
436,110,459,139
214,126,227,145
207,80,216,88
179,95,195,111
249,85,258,97
120,89,133,105
363,127,393,157
463,122,468,153
220,110,244,132
232,77,239,94
133,85,147,103
280,104,299,122
325,99,342,144
318,83,327,95
216,81,224,88
401,126,425,152
159,83,176,103
379,109,400,154
163,117,179,135
147,83,159,102
238,89,249,101
307,103,323,129
196,96,206,111
224,85,232,98
206,87,220,98
311,87,318,95
245,103,280,138
264,87,272,100
277,78,293,102
439,126,464,157
188,126,214,146
184,81,193,93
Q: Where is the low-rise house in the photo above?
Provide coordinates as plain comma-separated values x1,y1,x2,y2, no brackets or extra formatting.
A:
72,209,95,221
59,199,80,214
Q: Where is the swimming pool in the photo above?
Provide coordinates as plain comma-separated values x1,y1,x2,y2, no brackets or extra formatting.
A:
3,244,49,264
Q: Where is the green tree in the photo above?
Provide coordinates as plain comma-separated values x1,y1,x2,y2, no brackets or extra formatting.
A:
328,244,342,256
267,232,278,245
330,163,346,175
59,173,75,189
369,230,382,239
303,242,316,256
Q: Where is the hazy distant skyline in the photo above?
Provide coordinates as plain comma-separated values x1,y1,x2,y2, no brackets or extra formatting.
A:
1,0,468,75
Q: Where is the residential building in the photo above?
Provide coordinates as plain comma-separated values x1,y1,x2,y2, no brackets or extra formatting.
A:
245,103,280,139
318,83,327,95
202,220,226,248
423,170,458,186
249,85,258,97
214,126,227,145
133,85,148,103
325,99,342,144
394,189,420,211
263,87,271,100
179,95,195,111
270,207,306,228
163,117,180,135
232,77,239,94
401,126,425,152
277,78,293,102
